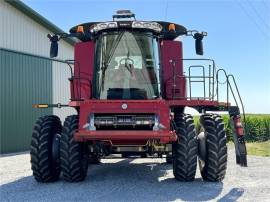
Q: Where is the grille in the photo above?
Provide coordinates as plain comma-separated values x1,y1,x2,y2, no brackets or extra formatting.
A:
94,114,155,130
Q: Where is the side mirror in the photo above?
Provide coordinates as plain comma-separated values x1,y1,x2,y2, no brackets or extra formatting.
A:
195,38,203,55
193,32,206,55
50,41,58,58
47,34,59,58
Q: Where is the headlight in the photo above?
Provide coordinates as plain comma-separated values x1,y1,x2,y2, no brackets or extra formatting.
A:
90,21,163,33
132,21,163,33
90,22,118,33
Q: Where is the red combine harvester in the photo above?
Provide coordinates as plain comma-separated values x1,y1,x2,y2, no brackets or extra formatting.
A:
30,10,247,183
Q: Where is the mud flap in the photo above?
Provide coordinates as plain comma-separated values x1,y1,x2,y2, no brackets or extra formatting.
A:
229,106,248,167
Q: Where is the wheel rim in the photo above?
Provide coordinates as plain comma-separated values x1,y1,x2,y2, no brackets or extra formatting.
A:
198,128,206,172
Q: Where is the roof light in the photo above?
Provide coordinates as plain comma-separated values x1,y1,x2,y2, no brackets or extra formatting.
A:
90,22,118,33
90,21,162,33
132,22,143,28
132,21,162,32
108,22,117,28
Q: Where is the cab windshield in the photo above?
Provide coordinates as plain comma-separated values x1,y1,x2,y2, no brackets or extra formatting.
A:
94,31,160,99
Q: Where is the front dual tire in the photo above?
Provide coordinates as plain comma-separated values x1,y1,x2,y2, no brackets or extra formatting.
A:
30,115,62,182
60,115,89,182
172,114,198,181
198,114,227,181
172,113,228,182
30,115,88,183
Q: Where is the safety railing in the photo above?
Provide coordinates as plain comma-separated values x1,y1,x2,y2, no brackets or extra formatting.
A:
169,58,216,100
169,58,246,118
216,69,246,122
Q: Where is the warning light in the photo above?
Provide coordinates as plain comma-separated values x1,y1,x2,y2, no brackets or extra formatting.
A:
168,23,176,31
77,25,84,33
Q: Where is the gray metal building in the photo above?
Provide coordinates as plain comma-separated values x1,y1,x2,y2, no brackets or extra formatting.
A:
0,0,76,153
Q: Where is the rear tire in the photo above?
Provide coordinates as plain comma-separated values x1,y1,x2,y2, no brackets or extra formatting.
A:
199,114,227,181
172,114,197,181
60,115,88,182
30,115,62,182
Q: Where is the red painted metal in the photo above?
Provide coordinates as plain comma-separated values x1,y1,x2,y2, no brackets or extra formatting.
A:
74,130,177,144
160,40,186,99
73,99,176,144
78,99,170,129
167,99,220,107
233,116,244,136
69,99,221,108
71,41,95,100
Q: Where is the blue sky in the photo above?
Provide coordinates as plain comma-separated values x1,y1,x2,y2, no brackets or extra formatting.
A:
23,0,270,114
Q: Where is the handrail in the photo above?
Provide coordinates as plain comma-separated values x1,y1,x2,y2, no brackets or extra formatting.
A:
188,65,206,100
169,58,216,100
216,69,246,127
227,74,246,124
216,69,230,105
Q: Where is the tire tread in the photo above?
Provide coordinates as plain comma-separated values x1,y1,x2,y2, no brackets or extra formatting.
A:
173,114,198,181
200,114,227,181
60,115,88,182
30,115,61,182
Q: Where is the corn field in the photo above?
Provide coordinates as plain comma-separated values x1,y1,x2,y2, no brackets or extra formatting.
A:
194,114,270,142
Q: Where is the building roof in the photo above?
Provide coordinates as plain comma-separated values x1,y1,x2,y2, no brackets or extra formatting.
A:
5,0,76,46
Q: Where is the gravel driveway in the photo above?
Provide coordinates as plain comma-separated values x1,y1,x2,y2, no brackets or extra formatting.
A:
1,149,270,202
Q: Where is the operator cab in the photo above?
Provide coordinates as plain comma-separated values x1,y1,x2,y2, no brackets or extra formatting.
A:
48,10,207,101
68,10,190,100
94,31,160,100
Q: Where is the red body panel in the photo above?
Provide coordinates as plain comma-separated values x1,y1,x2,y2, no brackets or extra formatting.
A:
69,39,223,144
74,131,176,144
71,41,95,100
73,100,177,144
160,40,186,99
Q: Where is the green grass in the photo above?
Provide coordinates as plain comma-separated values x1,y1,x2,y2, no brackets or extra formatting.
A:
246,140,270,157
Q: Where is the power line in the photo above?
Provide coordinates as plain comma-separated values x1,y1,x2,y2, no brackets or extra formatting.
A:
237,1,270,39
247,0,270,30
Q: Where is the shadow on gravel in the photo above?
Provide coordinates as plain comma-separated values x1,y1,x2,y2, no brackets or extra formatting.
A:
217,188,244,202
0,158,243,201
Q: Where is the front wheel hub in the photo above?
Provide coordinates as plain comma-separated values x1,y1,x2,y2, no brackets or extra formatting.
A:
197,131,206,163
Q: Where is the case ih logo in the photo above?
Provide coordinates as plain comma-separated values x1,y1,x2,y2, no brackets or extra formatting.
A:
121,103,128,110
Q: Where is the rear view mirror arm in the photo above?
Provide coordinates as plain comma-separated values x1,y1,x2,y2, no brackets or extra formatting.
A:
47,33,85,58
47,32,84,42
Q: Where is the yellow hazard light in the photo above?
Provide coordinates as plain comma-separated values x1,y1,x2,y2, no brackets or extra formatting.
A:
33,104,49,108
76,25,84,33
168,23,176,31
